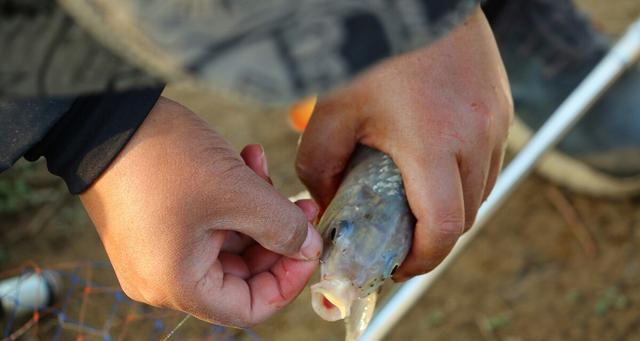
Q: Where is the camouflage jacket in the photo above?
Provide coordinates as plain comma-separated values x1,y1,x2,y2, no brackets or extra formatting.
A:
0,0,478,193
1,0,479,102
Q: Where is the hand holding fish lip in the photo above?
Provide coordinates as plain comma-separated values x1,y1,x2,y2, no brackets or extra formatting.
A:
80,98,323,327
296,7,513,281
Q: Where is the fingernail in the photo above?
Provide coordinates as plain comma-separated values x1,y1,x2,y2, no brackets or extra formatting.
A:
259,146,270,177
300,223,322,260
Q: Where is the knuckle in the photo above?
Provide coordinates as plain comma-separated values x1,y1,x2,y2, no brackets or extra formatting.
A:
213,155,247,183
476,111,494,139
431,210,464,243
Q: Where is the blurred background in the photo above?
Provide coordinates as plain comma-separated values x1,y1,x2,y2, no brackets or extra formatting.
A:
1,0,640,340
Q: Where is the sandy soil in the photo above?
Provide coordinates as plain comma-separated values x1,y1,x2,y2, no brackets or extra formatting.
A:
1,0,639,340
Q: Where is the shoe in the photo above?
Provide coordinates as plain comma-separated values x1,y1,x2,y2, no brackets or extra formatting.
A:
486,0,640,197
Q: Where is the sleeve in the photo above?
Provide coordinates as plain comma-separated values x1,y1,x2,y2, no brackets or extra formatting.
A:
0,1,160,101
0,87,164,194
63,0,480,104
2,0,480,104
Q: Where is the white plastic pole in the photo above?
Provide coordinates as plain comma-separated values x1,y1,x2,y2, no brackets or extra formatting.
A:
360,17,640,341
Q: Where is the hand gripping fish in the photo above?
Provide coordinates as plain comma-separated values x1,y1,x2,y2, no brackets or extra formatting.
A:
311,145,414,341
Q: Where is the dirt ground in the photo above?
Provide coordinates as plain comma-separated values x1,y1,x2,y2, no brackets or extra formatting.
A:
1,1,639,340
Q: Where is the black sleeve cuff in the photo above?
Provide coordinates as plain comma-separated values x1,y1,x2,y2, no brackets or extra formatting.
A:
24,87,164,194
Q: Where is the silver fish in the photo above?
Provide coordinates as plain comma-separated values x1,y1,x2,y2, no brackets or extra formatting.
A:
311,145,414,341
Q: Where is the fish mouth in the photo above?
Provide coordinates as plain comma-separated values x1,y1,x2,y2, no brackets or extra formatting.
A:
311,278,357,321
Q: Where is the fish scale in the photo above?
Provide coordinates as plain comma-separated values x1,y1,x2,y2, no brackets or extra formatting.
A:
311,145,414,341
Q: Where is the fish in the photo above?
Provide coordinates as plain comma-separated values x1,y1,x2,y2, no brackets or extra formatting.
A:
310,145,414,341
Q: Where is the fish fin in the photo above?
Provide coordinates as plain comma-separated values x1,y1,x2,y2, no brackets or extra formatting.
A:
344,293,378,341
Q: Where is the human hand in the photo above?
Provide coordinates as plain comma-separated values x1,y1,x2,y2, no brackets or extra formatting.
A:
296,7,513,281
80,97,322,327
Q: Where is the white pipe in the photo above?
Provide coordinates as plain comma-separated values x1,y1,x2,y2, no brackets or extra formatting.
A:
359,17,640,341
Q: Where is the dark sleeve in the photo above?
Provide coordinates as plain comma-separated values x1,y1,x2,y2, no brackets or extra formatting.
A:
0,87,163,194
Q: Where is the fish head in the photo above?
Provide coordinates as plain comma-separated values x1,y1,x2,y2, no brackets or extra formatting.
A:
311,185,413,321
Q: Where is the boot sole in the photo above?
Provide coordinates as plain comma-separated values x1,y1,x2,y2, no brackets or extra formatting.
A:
507,116,640,198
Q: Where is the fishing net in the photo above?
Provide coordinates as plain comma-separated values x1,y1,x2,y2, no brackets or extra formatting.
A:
0,261,260,341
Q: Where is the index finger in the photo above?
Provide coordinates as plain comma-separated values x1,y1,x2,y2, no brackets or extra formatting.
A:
180,253,318,327
179,202,321,327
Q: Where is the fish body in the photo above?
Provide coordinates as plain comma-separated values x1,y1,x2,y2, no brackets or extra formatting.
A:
311,145,414,340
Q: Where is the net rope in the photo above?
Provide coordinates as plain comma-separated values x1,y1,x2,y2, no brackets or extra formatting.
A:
0,261,260,341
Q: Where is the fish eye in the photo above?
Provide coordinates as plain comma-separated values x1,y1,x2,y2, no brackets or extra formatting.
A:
329,227,337,242
328,220,353,243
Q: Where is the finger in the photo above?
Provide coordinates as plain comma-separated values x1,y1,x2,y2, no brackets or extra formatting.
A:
189,255,318,326
240,144,272,184
243,244,281,274
186,265,252,327
482,143,506,203
228,199,320,272
392,152,465,281
459,148,492,232
224,166,321,259
219,252,251,279
295,199,319,222
231,179,323,260
289,223,323,261
243,199,320,273
221,231,255,253
296,97,359,209
236,204,321,261
247,255,318,323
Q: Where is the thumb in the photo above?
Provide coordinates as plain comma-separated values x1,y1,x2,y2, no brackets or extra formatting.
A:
295,96,359,209
229,152,322,261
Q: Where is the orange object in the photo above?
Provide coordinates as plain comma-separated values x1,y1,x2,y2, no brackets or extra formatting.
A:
289,96,317,132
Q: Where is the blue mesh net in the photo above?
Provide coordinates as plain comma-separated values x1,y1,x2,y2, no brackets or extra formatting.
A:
0,261,260,340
